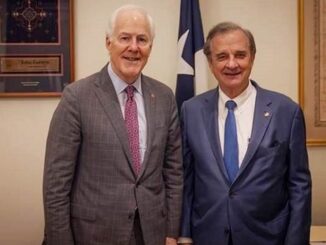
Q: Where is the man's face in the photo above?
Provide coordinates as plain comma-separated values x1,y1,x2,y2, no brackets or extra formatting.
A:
106,10,152,83
208,29,255,98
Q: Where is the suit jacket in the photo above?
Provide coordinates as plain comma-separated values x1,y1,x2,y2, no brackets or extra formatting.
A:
43,65,183,245
180,81,311,245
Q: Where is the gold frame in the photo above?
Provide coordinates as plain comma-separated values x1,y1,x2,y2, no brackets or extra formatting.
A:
298,0,326,146
0,0,74,97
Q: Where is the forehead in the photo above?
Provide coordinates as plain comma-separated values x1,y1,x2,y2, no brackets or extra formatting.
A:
114,10,151,35
211,30,250,52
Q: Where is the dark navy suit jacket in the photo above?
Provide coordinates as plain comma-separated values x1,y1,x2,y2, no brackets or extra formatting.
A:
180,81,311,245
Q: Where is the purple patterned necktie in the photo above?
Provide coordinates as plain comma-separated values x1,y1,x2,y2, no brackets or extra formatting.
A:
125,85,141,175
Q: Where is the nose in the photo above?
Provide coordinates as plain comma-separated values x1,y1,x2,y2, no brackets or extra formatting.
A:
128,37,139,51
226,57,238,69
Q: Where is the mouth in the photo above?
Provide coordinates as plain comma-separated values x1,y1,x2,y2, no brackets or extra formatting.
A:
224,71,241,77
123,56,141,62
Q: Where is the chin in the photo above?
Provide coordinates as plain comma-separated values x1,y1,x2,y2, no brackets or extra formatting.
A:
123,67,140,74
224,78,241,86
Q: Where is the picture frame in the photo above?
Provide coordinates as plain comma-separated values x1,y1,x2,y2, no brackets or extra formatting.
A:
0,0,74,97
298,0,326,146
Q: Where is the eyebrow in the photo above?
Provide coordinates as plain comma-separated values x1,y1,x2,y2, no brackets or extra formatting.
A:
118,32,149,37
235,50,248,54
215,50,248,55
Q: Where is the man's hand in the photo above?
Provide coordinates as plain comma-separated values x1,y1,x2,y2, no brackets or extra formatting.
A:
177,236,193,244
166,237,178,245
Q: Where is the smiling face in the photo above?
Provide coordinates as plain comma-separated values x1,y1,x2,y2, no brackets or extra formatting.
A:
208,29,255,98
106,10,152,84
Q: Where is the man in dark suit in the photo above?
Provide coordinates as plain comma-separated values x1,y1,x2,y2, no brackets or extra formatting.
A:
43,5,183,245
179,22,311,245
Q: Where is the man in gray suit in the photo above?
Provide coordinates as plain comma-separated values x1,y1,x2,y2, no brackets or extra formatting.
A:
43,5,183,245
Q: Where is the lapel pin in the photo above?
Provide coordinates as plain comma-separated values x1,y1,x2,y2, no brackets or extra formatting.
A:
264,112,270,117
151,93,155,99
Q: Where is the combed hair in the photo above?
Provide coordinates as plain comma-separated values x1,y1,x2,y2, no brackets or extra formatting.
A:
106,4,155,40
203,21,256,59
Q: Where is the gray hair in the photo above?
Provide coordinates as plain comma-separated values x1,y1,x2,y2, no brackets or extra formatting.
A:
203,21,256,59
106,4,155,40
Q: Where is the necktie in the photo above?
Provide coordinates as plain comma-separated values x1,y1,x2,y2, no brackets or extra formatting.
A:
224,100,239,183
125,86,141,175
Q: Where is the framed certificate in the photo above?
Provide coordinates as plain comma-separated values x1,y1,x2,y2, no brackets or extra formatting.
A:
0,0,74,97
299,0,326,145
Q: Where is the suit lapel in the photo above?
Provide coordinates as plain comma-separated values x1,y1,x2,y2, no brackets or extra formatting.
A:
93,66,135,175
202,90,230,183
237,84,273,179
137,76,156,179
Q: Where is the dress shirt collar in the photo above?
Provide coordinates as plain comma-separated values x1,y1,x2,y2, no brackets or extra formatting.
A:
219,81,254,112
107,63,143,96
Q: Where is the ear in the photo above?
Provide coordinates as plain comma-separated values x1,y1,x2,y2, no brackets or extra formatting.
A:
251,54,255,62
207,57,214,71
105,36,111,50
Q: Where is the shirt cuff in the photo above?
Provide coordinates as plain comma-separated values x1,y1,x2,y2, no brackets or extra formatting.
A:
177,237,193,243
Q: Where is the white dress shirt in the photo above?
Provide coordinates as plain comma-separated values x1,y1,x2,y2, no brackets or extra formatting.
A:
108,64,147,164
218,82,256,166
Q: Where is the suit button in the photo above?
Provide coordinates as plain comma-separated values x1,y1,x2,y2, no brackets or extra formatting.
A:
128,213,134,220
224,228,230,234
229,191,236,198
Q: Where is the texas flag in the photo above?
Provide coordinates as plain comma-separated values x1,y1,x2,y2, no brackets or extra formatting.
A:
176,0,207,112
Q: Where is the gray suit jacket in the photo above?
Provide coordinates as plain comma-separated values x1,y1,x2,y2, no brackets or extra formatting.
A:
43,65,183,245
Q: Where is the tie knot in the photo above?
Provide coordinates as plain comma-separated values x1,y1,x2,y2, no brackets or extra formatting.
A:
225,100,237,110
125,85,135,99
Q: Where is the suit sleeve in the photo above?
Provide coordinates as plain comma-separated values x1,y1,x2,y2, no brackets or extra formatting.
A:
285,107,311,245
43,85,81,244
163,91,184,238
179,102,194,239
